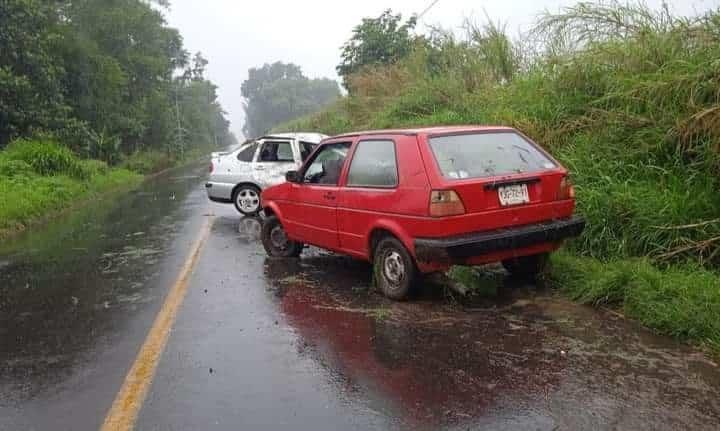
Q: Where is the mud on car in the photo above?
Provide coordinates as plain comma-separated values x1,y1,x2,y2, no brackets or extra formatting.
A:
206,133,326,215
260,126,585,300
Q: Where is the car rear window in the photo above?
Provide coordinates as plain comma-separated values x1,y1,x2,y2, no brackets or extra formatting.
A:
237,142,258,162
429,132,556,179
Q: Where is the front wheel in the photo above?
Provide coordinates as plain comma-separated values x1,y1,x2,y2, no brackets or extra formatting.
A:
373,237,417,300
261,216,303,258
502,253,549,278
233,185,261,216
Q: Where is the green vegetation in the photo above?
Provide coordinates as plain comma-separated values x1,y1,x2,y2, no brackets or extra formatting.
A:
337,9,417,89
1,0,237,234
282,2,720,351
241,62,340,138
0,139,141,236
1,1,236,156
550,252,720,352
447,266,501,298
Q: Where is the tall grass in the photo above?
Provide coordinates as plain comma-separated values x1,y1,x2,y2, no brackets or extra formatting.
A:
279,1,720,350
550,251,720,351
285,1,720,266
0,139,141,235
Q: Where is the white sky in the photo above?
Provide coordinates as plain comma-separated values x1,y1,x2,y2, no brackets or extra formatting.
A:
164,0,718,138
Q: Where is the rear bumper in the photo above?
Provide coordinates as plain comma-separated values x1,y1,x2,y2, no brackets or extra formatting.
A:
414,216,585,263
205,181,234,202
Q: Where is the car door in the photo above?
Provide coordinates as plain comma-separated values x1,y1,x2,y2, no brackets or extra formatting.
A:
336,137,403,256
252,139,297,189
282,141,352,251
219,142,257,185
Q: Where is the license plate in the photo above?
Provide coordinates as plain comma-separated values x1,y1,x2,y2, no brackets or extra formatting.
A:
498,184,530,206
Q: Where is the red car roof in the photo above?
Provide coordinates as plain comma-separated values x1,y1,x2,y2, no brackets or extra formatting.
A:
328,125,516,139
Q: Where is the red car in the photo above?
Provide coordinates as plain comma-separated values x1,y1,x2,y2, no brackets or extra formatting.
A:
260,126,584,300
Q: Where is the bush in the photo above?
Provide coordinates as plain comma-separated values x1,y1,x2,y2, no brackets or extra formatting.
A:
271,2,720,351
277,2,720,266
78,159,110,177
549,252,720,350
0,159,34,178
120,150,174,174
3,138,87,179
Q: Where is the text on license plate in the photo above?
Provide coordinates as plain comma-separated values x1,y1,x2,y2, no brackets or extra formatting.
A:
498,183,530,206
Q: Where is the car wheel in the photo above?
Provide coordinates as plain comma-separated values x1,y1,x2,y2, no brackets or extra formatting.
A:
233,185,261,215
502,253,549,278
373,237,417,301
261,216,303,258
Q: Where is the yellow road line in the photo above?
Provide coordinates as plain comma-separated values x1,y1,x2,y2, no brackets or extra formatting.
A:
101,216,214,431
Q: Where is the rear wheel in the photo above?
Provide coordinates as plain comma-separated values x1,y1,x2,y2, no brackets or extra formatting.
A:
373,237,417,300
261,216,303,257
502,253,549,278
233,185,261,216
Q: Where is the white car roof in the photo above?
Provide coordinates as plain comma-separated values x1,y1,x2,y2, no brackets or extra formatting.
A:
258,132,327,144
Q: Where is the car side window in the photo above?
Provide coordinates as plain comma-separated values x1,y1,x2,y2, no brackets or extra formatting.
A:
259,141,293,162
303,142,351,185
300,141,316,161
347,140,398,188
237,143,258,162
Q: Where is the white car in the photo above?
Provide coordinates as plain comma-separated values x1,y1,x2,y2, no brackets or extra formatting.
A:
206,133,327,215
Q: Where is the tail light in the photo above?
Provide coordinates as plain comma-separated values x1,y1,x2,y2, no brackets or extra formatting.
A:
429,190,465,217
209,162,214,173
558,176,575,200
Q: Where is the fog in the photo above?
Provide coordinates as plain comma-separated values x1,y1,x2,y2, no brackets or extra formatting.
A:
165,0,716,138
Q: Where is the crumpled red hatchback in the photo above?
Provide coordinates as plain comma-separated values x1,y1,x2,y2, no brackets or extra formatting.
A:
261,126,585,300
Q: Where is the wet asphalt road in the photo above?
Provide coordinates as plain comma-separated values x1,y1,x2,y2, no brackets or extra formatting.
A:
2,162,720,430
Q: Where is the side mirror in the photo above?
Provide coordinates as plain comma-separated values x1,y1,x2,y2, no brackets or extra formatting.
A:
285,170,301,183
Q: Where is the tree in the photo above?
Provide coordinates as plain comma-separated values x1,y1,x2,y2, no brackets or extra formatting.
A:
1,0,232,161
57,0,187,154
241,62,340,138
0,0,68,147
189,52,209,81
337,9,418,91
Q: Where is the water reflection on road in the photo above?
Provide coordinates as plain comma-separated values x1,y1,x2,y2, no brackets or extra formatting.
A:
246,213,720,430
2,175,720,430
0,163,210,429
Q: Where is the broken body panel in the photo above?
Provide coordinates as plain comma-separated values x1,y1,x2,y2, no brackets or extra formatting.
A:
205,133,326,208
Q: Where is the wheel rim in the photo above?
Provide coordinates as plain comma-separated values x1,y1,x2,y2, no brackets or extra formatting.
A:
237,188,259,213
383,250,405,285
269,225,289,250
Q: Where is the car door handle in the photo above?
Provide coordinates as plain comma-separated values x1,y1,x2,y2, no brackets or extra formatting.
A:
255,166,265,170
323,192,336,200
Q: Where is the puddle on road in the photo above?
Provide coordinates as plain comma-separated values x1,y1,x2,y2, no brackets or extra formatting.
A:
253,235,720,430
0,163,209,401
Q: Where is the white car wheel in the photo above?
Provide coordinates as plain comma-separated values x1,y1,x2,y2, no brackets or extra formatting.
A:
233,186,261,215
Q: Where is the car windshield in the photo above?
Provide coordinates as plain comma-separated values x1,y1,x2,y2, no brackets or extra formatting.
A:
429,132,556,179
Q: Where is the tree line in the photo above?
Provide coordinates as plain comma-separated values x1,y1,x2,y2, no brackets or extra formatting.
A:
0,0,235,163
241,62,340,138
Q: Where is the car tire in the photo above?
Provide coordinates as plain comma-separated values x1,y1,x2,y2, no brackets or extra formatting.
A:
502,253,549,278
233,185,261,216
261,216,303,258
373,237,417,301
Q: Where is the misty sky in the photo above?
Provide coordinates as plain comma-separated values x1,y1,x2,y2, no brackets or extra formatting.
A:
165,0,717,139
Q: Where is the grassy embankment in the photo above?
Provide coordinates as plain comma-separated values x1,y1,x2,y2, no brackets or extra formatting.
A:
277,3,720,351
0,139,194,238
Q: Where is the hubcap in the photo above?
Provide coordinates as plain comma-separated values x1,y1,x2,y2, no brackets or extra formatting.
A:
383,251,405,285
237,188,259,213
270,225,289,250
